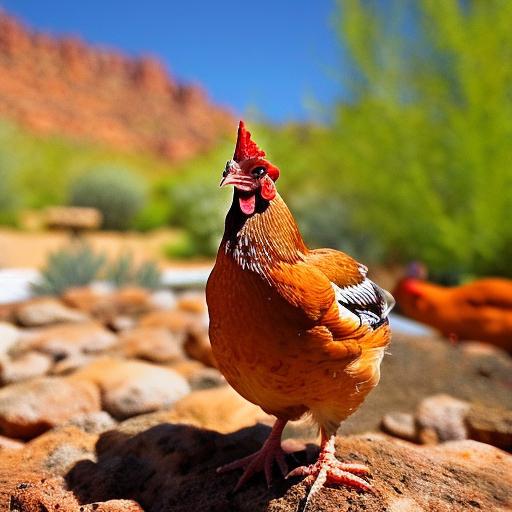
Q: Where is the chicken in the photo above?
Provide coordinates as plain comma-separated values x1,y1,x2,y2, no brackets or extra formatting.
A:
394,276,512,352
206,121,394,503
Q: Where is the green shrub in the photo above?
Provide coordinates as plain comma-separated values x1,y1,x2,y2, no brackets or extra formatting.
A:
32,243,106,296
69,167,148,230
162,232,199,260
133,199,170,232
168,182,229,257
0,155,20,225
105,252,162,289
33,243,162,295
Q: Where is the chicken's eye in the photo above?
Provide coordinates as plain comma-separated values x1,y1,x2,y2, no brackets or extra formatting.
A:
251,166,267,178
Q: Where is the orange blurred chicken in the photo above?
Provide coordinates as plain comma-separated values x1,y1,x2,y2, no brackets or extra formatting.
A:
394,277,512,352
206,121,394,502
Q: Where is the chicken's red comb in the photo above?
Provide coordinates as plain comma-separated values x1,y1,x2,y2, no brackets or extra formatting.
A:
233,120,266,162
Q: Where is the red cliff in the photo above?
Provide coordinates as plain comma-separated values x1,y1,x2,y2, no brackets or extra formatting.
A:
0,12,234,160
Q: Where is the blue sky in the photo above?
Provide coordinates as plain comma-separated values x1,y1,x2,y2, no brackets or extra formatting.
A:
0,1,343,122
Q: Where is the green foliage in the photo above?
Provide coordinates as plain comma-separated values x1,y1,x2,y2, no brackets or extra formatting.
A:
69,167,148,230
329,0,512,276
33,243,163,295
162,233,198,260
105,252,162,289
32,243,106,296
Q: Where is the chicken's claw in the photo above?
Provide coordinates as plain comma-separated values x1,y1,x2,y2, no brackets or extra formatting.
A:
217,419,294,491
286,435,373,510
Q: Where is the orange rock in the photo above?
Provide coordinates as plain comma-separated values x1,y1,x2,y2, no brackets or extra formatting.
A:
21,321,118,359
0,377,101,439
176,291,207,314
138,309,197,332
167,385,271,433
15,297,88,326
117,326,185,363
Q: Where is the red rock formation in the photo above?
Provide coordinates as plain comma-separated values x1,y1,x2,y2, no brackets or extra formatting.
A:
0,12,234,160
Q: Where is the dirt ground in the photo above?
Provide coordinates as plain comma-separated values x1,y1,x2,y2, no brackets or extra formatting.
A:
0,228,211,269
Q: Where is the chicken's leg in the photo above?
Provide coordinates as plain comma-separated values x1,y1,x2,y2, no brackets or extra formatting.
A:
217,418,290,491
286,431,372,508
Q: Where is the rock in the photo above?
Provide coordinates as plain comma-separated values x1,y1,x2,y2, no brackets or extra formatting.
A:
176,291,207,314
466,404,512,451
166,385,271,433
50,353,98,375
65,411,117,434
63,286,153,323
16,297,88,326
416,394,470,444
8,424,512,512
0,377,101,439
339,334,512,436
22,321,118,360
0,434,24,450
117,326,185,363
167,359,206,379
0,321,20,354
0,351,52,384
73,358,190,419
381,412,417,442
150,289,177,310
188,366,225,390
108,315,136,332
138,309,197,332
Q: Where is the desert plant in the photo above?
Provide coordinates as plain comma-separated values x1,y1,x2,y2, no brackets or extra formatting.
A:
32,243,106,296
69,166,148,230
105,252,162,289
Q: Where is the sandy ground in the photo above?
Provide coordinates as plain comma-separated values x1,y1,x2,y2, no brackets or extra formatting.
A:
0,228,212,269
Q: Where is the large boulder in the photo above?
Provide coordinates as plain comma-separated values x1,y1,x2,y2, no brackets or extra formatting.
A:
6,423,512,512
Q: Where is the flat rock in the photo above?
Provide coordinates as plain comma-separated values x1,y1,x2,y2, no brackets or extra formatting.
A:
63,286,153,323
22,321,118,360
416,394,470,444
0,377,101,439
65,411,117,435
16,298,88,326
381,412,417,442
116,326,185,363
0,351,52,384
138,309,197,332
0,322,20,355
7,423,512,512
0,434,24,450
176,291,207,314
72,358,190,419
466,404,512,451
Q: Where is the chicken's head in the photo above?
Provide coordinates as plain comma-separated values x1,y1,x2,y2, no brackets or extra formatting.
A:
220,120,280,215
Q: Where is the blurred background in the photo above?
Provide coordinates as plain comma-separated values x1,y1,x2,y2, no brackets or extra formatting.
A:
0,0,510,279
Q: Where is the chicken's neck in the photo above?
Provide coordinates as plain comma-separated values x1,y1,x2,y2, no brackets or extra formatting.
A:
222,191,307,277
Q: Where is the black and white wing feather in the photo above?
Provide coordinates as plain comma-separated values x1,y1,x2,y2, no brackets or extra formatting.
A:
332,277,395,329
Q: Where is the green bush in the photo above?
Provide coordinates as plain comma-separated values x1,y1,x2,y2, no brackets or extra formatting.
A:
105,252,162,289
32,243,106,296
33,243,162,295
0,154,20,225
69,167,148,230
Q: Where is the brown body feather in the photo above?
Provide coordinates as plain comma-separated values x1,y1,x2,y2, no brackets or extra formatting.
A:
207,192,391,434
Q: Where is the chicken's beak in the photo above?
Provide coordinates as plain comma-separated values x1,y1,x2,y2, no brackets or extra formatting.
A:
220,160,255,192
